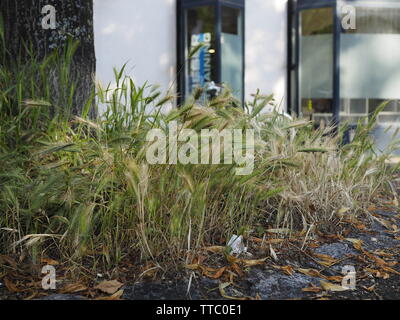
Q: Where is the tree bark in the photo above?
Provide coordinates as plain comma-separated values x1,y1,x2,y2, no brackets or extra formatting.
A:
1,0,96,117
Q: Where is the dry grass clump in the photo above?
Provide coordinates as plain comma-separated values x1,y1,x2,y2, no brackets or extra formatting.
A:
0,52,398,269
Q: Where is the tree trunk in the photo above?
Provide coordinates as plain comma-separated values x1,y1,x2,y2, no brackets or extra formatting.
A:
1,0,96,117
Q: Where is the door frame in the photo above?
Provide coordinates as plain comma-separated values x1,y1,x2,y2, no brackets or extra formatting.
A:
288,0,339,124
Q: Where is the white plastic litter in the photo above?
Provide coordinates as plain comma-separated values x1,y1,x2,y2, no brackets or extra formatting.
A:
227,235,247,255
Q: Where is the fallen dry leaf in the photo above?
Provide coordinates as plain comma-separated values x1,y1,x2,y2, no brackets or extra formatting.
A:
94,280,123,295
273,265,294,276
203,267,227,279
110,289,124,299
365,268,390,279
96,289,124,300
226,255,239,264
302,285,322,293
250,237,286,245
382,272,390,279
381,266,400,276
374,250,394,258
320,280,349,292
212,267,227,279
186,263,225,279
281,265,294,276
317,260,335,268
241,258,267,267
364,284,376,292
313,253,339,267
185,264,200,270
4,277,20,293
362,250,389,266
345,238,363,250
308,242,320,248
386,261,398,267
297,268,325,279
365,268,380,275
41,258,59,266
219,282,248,300
230,263,244,277
326,275,344,283
61,282,87,294
224,255,267,268
202,265,218,272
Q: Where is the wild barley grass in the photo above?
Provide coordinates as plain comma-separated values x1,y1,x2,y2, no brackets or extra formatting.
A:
0,49,398,270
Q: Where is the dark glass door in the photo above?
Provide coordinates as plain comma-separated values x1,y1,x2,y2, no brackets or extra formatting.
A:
178,0,245,104
299,7,334,126
185,6,217,96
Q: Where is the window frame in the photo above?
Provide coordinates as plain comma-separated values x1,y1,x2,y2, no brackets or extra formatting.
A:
177,0,245,105
288,0,400,127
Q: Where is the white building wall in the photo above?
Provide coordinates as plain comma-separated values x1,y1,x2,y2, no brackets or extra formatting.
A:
94,0,288,111
93,0,177,103
245,0,288,111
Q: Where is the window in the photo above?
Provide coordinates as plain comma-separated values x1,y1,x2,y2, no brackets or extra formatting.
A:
186,6,217,96
289,0,400,126
178,0,245,104
299,7,334,125
340,6,400,124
